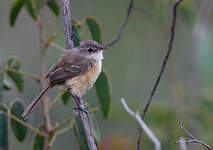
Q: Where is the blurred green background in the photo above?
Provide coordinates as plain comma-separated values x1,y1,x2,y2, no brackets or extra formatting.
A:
0,0,213,149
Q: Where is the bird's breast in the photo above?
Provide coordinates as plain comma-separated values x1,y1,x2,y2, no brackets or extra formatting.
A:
65,60,102,97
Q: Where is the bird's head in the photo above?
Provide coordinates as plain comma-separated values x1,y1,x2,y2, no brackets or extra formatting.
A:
78,40,107,61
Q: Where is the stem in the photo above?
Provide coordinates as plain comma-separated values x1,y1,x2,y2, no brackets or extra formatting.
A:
55,114,75,130
136,1,183,149
49,90,66,108
38,0,52,149
0,111,43,136
5,66,40,82
176,122,213,150
54,107,98,131
49,124,74,147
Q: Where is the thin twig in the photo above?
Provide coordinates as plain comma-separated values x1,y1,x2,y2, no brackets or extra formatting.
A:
121,98,161,150
54,107,98,131
56,124,74,135
5,66,40,82
0,110,43,136
136,0,183,149
44,29,64,50
49,90,66,108
49,107,98,147
50,42,66,52
103,0,134,48
54,114,75,131
175,122,213,150
49,124,74,147
179,122,194,139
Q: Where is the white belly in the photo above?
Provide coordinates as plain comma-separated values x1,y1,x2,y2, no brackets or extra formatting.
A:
65,60,102,97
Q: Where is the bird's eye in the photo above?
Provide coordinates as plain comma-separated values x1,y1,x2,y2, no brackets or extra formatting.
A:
88,48,93,52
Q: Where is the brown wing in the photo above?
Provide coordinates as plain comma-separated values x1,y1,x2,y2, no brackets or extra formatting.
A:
46,51,91,87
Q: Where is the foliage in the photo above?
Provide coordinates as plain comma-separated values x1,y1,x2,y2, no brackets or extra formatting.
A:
10,100,27,142
6,56,24,92
1,0,113,149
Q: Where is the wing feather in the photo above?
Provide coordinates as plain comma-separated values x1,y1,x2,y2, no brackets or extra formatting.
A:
46,51,91,86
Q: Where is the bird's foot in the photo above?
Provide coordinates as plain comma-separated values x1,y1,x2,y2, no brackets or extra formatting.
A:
74,104,88,114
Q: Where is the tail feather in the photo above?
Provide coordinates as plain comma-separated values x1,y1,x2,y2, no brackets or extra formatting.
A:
22,86,50,119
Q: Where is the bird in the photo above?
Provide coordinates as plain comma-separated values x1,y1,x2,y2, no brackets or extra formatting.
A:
22,40,107,118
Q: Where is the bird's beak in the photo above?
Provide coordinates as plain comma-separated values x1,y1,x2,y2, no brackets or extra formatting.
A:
99,45,108,50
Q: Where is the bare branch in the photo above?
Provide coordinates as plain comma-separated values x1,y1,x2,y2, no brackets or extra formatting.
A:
38,0,52,137
61,0,97,149
121,98,161,150
61,0,73,49
136,0,183,149
179,122,194,139
71,95,97,150
103,0,134,48
176,122,213,150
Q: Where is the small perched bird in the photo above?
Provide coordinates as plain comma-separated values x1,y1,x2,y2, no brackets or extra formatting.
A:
22,40,107,118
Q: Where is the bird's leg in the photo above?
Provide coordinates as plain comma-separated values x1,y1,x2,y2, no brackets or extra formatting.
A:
70,93,88,114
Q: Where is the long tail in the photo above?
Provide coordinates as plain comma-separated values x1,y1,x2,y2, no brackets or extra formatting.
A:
22,86,50,119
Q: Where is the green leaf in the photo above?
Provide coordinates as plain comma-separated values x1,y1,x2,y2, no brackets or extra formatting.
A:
25,0,37,20
89,114,100,142
47,0,60,16
6,56,24,92
10,100,27,142
0,112,8,150
86,16,102,44
61,91,70,105
33,126,45,150
95,70,112,119
72,22,80,47
75,116,89,150
9,0,26,26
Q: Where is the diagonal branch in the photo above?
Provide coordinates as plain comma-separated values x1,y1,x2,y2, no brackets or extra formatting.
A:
175,122,213,150
121,98,161,150
0,110,43,136
103,0,134,48
136,0,183,149
61,0,97,149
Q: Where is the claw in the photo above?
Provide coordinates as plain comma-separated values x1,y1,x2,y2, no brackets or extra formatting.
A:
74,105,88,114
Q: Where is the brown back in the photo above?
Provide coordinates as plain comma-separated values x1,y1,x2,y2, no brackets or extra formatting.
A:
46,50,91,87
